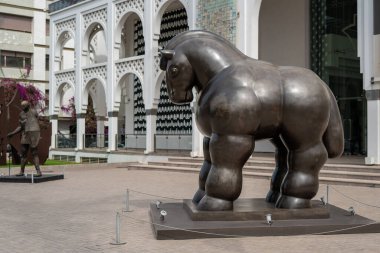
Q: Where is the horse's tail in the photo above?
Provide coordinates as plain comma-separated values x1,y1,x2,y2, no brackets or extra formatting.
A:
323,88,344,158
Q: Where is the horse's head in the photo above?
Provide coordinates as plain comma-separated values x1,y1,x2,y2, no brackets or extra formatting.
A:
160,49,194,104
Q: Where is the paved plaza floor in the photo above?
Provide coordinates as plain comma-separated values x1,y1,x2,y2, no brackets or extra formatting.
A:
0,163,380,253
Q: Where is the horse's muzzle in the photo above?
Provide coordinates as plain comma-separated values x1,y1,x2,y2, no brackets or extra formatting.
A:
169,90,193,104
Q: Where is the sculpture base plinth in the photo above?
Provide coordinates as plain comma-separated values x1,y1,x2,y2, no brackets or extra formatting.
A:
184,198,330,221
0,174,64,183
149,198,380,240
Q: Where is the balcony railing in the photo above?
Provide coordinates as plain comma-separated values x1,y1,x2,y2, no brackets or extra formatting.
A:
155,134,192,151
56,133,77,148
84,134,108,149
118,134,146,149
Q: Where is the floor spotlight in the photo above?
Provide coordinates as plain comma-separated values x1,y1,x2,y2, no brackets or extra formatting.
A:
348,206,356,216
155,200,161,209
160,210,167,221
266,214,273,226
320,196,326,206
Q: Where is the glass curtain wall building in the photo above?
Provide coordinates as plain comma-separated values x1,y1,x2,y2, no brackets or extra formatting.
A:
311,0,366,155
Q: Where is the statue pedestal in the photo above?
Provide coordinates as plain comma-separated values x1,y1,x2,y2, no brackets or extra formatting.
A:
149,198,380,240
0,174,64,183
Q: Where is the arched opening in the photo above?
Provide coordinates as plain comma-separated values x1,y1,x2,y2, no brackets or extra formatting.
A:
155,1,192,151
56,82,76,148
83,78,107,148
116,12,145,59
83,23,107,66
55,31,75,71
116,73,146,149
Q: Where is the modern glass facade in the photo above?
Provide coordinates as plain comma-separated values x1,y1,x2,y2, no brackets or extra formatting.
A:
311,0,366,155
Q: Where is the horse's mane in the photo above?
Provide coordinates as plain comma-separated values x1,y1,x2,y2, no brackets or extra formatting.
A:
165,30,238,51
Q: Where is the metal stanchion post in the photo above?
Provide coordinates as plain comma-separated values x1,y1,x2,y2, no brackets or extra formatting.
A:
110,212,126,245
326,184,329,204
124,189,132,212
31,172,34,184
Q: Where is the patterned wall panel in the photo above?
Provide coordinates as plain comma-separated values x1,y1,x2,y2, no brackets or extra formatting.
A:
155,0,191,13
55,70,76,87
82,64,107,85
115,0,144,24
196,0,238,44
115,57,144,83
55,17,76,38
83,7,107,30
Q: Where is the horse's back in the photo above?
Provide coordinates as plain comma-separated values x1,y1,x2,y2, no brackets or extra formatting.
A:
279,66,332,148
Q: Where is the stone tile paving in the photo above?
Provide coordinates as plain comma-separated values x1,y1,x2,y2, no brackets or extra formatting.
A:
0,164,380,253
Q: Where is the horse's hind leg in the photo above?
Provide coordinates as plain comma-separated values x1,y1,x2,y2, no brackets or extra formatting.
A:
266,136,288,203
276,141,328,209
192,137,211,204
197,134,254,211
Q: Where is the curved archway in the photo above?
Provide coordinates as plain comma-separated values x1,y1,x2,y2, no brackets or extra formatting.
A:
82,78,107,117
54,81,75,115
55,30,75,71
115,11,145,60
154,1,192,136
82,22,107,66
154,0,189,37
82,78,108,148
54,82,77,146
116,72,146,147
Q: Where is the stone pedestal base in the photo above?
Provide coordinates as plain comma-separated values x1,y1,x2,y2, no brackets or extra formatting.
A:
150,198,380,240
0,174,64,183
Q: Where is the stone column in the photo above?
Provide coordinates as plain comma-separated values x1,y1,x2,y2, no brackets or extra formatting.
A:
50,115,58,150
108,112,118,151
106,0,116,152
143,0,156,154
236,0,262,59
96,116,105,148
76,114,86,150
145,109,157,154
366,96,380,164
359,0,380,164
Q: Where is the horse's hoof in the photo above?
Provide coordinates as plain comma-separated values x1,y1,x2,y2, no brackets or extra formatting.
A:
197,195,233,211
265,190,280,204
275,195,311,209
192,189,206,204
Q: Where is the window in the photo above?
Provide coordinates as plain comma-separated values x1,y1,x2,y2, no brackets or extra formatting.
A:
45,55,49,71
46,20,50,36
0,51,32,69
0,13,32,33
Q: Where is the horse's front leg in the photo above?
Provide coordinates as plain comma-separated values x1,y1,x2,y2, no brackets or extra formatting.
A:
197,134,254,211
192,137,211,204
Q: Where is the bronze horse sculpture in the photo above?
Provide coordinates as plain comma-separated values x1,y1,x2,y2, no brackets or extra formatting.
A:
160,31,344,211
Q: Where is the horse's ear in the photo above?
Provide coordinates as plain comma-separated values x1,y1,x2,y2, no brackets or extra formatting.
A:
159,50,174,70
161,50,175,59
159,57,167,71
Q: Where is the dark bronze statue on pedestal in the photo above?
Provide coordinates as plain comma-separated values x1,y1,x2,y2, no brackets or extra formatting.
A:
8,101,42,177
160,31,344,211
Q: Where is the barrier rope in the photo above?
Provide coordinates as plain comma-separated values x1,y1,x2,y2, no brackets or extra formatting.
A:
330,186,380,209
119,212,379,238
127,188,184,201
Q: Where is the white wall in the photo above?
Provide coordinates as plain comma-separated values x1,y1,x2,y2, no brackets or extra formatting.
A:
259,0,310,68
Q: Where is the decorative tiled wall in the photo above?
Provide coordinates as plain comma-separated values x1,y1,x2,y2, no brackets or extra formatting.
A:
196,0,238,44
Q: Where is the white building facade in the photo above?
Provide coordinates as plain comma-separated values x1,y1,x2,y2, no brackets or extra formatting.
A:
0,0,53,98
48,0,380,165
